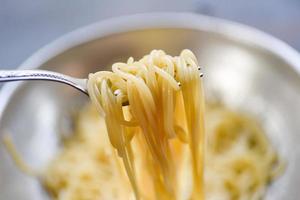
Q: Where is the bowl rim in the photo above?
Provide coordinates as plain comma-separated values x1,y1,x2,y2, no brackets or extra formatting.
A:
1,12,300,119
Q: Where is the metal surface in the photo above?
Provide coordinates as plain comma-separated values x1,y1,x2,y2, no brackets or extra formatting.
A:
0,13,300,200
0,70,88,95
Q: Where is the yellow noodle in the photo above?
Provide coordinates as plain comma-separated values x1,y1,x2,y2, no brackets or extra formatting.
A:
87,50,205,200
41,102,283,200
3,50,283,200
2,133,37,176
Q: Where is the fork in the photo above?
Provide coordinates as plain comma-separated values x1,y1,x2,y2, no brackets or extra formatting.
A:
0,70,88,95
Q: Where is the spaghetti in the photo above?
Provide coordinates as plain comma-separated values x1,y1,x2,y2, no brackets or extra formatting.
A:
86,49,205,200
42,103,283,200
3,50,283,200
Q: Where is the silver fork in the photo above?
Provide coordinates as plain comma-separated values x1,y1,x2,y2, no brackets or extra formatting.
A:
0,70,88,95
0,69,203,96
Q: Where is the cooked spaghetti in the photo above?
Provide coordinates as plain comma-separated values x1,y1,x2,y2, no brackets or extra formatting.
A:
42,103,282,200
86,50,205,200
204,103,283,200
3,50,283,200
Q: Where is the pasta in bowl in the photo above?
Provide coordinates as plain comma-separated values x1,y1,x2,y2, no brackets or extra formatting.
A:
5,50,283,200
0,13,299,200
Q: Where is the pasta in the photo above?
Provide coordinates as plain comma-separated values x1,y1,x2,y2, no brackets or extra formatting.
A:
86,50,205,200
204,103,283,200
43,105,133,199
43,50,282,200
42,103,283,200
3,50,283,200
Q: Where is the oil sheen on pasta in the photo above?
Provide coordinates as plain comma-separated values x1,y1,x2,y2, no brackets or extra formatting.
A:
42,50,282,200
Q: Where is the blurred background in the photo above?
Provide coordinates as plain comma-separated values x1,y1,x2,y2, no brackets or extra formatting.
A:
1,0,300,68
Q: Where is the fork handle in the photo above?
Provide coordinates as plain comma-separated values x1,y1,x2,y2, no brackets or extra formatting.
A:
0,70,88,95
